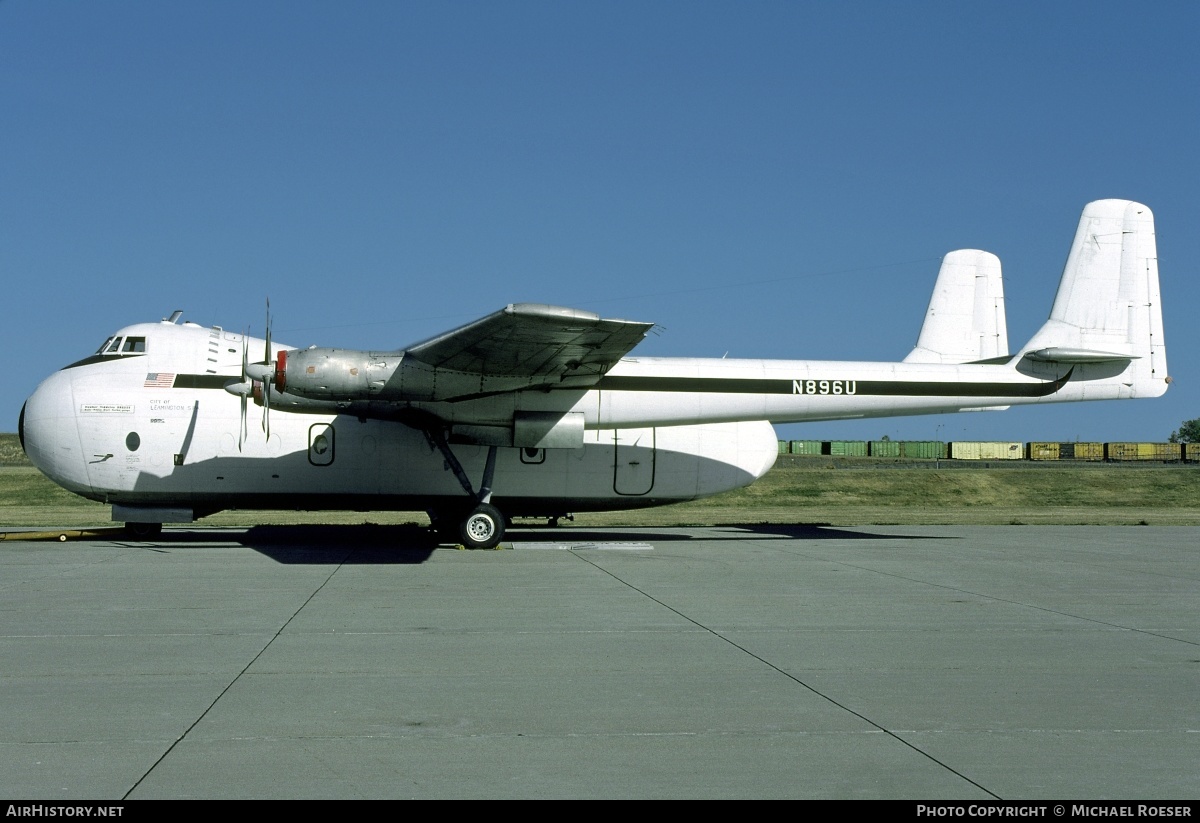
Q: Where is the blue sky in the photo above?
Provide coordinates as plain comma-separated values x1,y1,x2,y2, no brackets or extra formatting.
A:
4,1,1198,444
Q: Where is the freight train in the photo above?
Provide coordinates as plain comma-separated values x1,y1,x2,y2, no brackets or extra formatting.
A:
778,440,1200,462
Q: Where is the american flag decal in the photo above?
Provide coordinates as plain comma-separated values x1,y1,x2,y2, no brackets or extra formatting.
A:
144,373,176,388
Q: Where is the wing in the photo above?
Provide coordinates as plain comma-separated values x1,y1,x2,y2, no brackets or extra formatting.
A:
403,303,653,384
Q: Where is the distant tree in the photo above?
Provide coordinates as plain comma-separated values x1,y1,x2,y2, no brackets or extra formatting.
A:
1168,418,1200,443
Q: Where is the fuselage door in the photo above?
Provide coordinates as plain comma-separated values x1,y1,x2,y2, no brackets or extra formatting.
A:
613,427,655,495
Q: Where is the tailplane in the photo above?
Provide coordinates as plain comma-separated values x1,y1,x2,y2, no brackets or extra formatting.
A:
904,249,1008,364
1018,199,1169,399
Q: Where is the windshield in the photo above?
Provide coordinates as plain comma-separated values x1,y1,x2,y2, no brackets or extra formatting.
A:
95,336,146,355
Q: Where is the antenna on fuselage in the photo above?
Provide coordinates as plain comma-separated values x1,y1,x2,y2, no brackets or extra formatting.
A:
165,310,183,324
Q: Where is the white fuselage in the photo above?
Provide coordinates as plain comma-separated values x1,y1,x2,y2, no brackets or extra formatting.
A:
19,321,780,518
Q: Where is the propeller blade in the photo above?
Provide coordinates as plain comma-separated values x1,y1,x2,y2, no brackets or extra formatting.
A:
264,298,271,367
263,300,272,439
262,381,271,438
239,331,248,451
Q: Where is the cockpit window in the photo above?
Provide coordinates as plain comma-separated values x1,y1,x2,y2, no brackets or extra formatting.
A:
95,336,147,356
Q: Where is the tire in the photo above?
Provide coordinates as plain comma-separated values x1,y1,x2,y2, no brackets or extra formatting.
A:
125,522,163,539
427,510,459,543
458,503,505,549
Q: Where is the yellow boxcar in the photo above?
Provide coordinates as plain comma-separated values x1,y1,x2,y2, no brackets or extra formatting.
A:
1137,443,1181,461
950,442,1023,460
950,442,982,460
1105,443,1136,461
984,442,1023,460
1072,442,1105,461
1027,442,1060,460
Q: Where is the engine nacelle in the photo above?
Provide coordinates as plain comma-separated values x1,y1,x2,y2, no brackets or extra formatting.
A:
276,347,401,401
272,346,542,405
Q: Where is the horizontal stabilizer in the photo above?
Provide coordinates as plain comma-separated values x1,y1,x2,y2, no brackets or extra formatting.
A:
1025,347,1137,364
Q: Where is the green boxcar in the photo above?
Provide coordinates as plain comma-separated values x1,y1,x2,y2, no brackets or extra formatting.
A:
901,441,947,459
869,440,902,458
1027,442,1060,460
828,440,868,457
789,440,824,456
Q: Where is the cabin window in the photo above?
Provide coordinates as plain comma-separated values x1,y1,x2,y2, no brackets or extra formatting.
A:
102,337,123,354
96,337,115,354
520,447,546,464
122,337,146,353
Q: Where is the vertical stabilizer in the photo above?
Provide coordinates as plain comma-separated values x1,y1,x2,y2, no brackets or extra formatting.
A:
904,249,1008,364
1019,200,1168,398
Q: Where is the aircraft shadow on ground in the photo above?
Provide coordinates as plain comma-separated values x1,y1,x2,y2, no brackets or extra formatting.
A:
131,521,949,564
712,523,955,541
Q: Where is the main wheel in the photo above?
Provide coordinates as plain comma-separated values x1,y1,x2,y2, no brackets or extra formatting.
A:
427,510,458,543
458,503,505,549
124,522,162,539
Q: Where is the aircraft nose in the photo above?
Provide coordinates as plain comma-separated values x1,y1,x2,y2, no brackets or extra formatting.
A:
21,370,93,496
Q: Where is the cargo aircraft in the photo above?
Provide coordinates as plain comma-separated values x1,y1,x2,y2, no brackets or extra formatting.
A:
19,200,1168,547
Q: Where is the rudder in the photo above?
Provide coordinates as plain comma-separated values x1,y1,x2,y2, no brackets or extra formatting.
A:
904,249,1008,364
1019,199,1168,398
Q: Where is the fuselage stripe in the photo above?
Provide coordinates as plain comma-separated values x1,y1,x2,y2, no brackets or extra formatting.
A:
596,372,1070,398
172,374,233,390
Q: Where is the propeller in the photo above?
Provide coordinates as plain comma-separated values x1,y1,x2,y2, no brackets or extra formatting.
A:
238,330,249,450
222,326,254,451
261,299,272,439
244,299,277,441
225,300,283,448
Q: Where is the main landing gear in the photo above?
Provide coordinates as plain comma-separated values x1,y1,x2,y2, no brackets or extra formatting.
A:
425,433,507,550
124,522,163,539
